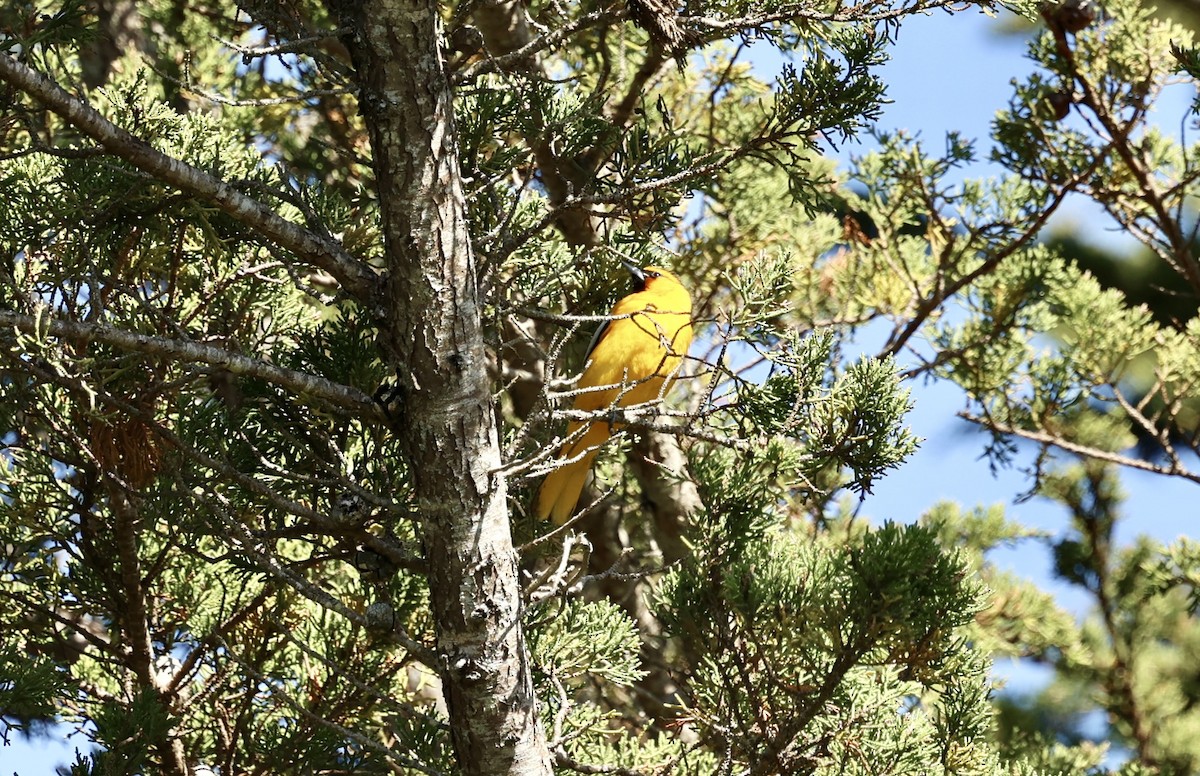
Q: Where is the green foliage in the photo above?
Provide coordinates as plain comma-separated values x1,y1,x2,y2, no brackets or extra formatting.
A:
530,598,644,687
4,0,1200,772
0,647,60,737
656,522,996,774
717,266,919,504
91,689,175,773
526,598,672,766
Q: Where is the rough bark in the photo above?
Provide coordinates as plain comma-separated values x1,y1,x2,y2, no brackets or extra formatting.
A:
326,1,552,773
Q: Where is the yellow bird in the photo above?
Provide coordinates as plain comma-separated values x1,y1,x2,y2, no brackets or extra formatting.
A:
536,263,694,524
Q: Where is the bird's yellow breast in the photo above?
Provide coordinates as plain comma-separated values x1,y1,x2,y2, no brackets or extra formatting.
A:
573,279,693,413
535,266,694,523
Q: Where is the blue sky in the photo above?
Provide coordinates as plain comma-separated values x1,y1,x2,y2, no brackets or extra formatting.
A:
825,8,1200,697
842,10,1197,576
7,8,1199,772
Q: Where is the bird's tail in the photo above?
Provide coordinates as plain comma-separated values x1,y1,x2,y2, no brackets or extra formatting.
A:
535,421,610,524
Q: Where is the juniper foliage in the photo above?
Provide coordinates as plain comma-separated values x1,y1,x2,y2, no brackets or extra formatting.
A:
2,0,1200,774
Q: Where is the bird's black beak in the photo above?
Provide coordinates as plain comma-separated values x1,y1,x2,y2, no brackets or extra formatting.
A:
621,260,645,286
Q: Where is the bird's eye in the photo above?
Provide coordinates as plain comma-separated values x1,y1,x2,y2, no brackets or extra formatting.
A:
646,271,660,279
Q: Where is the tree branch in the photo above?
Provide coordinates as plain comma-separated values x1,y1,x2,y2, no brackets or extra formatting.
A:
326,0,553,771
107,489,191,776
960,412,1200,485
0,309,380,418
879,150,1107,359
1045,10,1200,294
0,54,379,302
455,6,626,85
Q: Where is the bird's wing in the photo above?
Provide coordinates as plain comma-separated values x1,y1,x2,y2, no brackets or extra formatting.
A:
585,288,653,365
582,318,611,367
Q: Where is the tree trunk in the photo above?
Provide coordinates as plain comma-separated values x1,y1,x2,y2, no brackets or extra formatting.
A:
326,1,552,773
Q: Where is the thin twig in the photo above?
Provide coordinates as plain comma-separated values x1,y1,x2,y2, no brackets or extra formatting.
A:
959,412,1200,485
215,636,444,775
